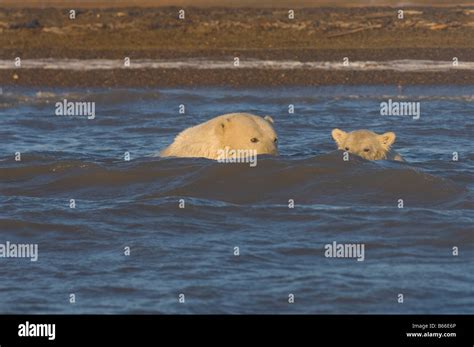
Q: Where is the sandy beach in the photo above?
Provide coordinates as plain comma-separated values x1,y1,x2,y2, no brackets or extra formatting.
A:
1,6,474,86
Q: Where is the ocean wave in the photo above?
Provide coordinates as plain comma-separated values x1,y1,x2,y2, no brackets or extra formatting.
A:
0,89,161,109
1,59,474,71
1,88,474,112
0,152,467,208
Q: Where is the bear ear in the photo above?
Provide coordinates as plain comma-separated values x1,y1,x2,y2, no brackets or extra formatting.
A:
264,115,274,124
378,132,396,150
331,128,347,146
215,119,230,135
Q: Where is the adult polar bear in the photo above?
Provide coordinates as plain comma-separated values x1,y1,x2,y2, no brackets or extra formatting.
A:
161,113,279,160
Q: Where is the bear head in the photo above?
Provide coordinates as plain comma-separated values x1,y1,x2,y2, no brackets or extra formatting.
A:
215,114,278,156
331,128,396,160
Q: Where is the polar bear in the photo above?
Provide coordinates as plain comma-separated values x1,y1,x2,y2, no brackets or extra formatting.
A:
160,113,279,160
331,128,404,161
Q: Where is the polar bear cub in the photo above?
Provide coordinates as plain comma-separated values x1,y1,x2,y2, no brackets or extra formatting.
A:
331,128,404,161
161,113,279,160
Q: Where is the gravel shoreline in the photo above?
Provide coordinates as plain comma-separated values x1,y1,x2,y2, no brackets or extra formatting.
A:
3,69,474,87
1,6,473,86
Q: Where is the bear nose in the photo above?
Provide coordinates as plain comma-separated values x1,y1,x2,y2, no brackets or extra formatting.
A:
266,142,278,155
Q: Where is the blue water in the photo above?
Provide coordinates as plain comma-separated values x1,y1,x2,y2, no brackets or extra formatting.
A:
0,85,473,313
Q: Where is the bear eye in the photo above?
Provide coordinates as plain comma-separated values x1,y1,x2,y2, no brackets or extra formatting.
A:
274,138,278,143
364,148,370,152
251,137,259,143
345,147,350,151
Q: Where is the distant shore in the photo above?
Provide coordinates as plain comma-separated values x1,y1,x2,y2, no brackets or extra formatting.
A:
2,69,473,87
1,6,473,86
2,1,474,8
